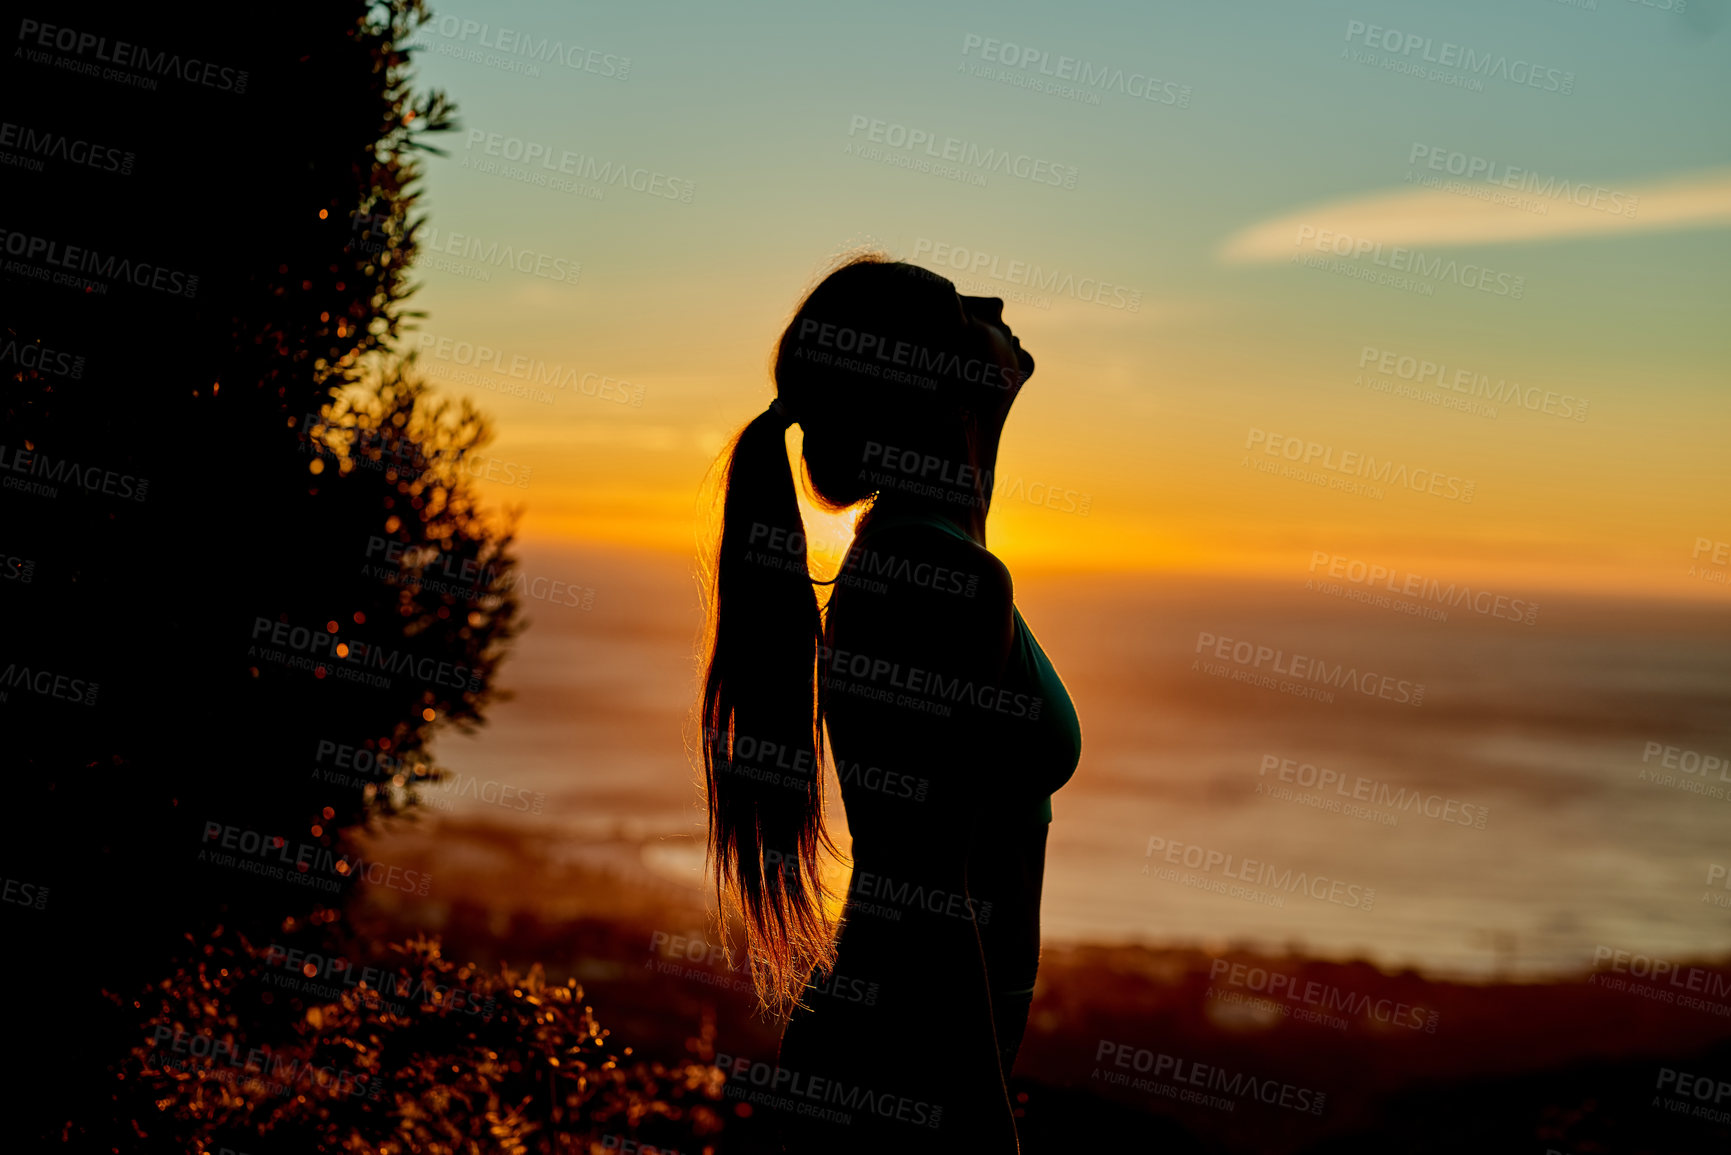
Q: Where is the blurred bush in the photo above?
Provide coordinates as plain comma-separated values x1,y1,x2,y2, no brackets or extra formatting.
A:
112,926,727,1155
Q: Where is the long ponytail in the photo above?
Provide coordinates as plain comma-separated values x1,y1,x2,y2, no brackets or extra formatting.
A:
700,403,836,1012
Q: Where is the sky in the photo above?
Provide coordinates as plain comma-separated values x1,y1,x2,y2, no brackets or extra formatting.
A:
394,0,1731,598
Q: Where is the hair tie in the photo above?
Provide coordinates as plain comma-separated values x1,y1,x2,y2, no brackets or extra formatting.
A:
767,397,794,427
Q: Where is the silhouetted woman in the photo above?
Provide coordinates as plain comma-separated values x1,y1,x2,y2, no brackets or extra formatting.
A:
699,255,1081,1152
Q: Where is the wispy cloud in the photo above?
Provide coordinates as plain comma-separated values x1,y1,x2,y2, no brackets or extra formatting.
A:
1219,168,1731,263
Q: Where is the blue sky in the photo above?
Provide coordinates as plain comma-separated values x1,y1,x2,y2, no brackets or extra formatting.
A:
392,0,1731,593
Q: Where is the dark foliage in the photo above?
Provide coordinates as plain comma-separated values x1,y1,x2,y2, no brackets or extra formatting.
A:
108,926,727,1155
0,0,520,1144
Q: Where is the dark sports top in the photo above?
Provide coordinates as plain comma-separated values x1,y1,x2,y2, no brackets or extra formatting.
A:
836,510,1081,825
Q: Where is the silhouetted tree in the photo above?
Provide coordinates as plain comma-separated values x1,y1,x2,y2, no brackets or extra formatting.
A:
0,0,522,1145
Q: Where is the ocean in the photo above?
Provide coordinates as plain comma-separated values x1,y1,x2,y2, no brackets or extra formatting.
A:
406,540,1731,981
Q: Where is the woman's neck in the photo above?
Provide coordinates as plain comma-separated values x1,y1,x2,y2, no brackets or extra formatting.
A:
872,492,987,545
872,418,1004,547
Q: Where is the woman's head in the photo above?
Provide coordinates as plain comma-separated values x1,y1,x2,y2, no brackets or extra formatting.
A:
698,254,1032,1011
776,256,1034,511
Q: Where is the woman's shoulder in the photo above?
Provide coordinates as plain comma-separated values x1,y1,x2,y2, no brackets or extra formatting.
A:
847,517,1014,607
827,520,1015,679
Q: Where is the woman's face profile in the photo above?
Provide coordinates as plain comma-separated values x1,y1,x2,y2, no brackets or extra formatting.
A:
956,291,1034,409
